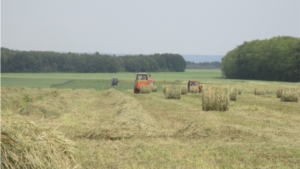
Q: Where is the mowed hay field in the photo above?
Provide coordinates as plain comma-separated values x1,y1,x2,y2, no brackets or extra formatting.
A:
1,70,300,169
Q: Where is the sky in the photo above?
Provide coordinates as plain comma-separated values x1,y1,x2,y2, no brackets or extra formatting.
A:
1,0,300,56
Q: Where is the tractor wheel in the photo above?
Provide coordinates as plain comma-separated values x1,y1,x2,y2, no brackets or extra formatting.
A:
134,88,139,94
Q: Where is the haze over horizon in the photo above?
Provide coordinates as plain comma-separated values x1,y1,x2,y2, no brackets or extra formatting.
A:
1,0,299,56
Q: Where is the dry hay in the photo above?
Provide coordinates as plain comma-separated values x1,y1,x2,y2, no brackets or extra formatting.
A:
190,86,199,93
140,84,151,94
19,104,61,118
229,87,238,101
151,86,158,92
165,85,181,99
202,87,229,111
78,88,159,139
181,85,188,95
281,88,299,102
1,114,78,169
254,88,265,95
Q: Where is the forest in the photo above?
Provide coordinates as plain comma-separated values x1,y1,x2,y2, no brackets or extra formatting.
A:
185,61,221,69
1,48,186,73
221,36,300,82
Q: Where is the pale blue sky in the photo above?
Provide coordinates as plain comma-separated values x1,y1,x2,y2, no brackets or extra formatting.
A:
1,0,300,55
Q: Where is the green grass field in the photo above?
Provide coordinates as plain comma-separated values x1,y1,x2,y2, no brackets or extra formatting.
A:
1,69,300,169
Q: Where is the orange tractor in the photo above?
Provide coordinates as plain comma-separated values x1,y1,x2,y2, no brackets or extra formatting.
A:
187,80,203,93
134,73,151,93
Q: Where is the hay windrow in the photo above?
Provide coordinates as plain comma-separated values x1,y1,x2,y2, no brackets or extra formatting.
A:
254,88,265,95
1,114,78,169
151,86,158,92
165,85,181,99
181,85,188,95
79,88,158,139
281,88,299,102
202,87,229,111
190,86,199,93
140,84,151,94
229,87,238,101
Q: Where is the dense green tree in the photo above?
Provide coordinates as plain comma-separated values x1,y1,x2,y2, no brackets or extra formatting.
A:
1,48,186,73
221,36,300,82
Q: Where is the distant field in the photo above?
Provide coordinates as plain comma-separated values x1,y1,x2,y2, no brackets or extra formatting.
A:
1,70,300,168
1,69,223,88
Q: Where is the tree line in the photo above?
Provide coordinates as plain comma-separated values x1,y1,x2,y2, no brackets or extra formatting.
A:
186,61,221,69
1,48,186,73
221,36,300,82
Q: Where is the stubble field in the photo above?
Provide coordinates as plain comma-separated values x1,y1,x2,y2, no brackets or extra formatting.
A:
1,70,300,169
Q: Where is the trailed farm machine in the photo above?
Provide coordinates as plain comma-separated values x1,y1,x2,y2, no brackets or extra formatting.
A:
187,80,203,93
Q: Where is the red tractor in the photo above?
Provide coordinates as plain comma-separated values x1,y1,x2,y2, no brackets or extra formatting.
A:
134,73,149,93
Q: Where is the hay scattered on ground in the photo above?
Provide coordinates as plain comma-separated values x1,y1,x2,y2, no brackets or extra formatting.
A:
181,86,188,95
202,87,229,111
229,87,238,101
1,114,78,169
190,86,199,93
254,88,265,95
165,85,181,99
151,86,157,92
140,85,151,94
281,88,298,102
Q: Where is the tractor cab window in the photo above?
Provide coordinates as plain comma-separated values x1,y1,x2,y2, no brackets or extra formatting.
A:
137,75,147,80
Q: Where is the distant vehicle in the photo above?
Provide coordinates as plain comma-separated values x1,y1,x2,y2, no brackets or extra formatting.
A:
134,73,149,93
111,78,119,86
187,80,203,93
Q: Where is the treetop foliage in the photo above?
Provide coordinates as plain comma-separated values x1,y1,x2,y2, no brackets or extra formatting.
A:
1,48,186,73
221,36,300,82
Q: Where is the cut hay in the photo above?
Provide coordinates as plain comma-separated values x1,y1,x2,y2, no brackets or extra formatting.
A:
151,86,157,92
140,84,151,94
202,87,229,111
254,88,265,95
281,88,299,102
277,87,284,98
190,86,198,93
229,87,238,101
165,85,181,99
181,86,188,95
1,114,78,169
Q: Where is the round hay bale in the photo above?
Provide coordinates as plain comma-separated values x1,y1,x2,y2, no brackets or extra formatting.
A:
281,88,298,102
165,85,181,99
190,86,198,93
181,86,188,95
140,85,151,94
1,114,78,169
254,88,265,95
151,86,158,92
202,87,229,111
